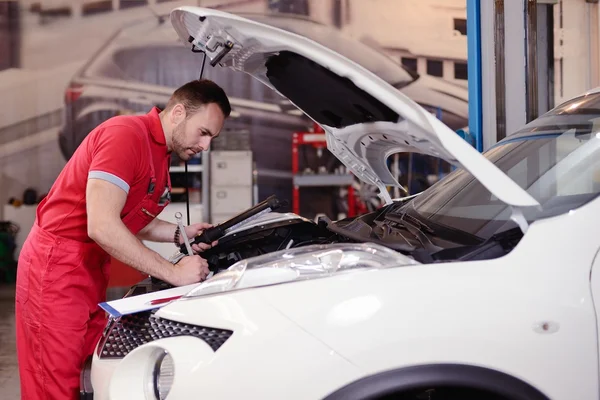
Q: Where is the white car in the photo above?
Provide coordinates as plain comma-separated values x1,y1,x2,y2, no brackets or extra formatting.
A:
83,6,600,400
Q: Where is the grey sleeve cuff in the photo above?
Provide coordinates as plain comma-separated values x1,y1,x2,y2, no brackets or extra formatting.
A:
88,171,130,194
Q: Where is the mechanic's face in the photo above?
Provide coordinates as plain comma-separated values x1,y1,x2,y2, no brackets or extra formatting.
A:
172,103,225,160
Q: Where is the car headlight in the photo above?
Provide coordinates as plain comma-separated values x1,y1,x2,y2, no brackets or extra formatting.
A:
184,242,418,299
153,351,174,400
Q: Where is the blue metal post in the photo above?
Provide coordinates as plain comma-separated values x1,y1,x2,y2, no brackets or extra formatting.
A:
467,0,483,152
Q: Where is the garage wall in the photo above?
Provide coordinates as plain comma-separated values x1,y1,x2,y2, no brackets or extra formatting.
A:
554,0,600,105
0,62,82,219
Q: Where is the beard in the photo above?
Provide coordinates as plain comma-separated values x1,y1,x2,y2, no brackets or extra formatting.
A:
172,120,191,160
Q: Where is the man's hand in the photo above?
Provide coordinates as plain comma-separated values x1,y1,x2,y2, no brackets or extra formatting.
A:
184,222,219,253
136,219,219,252
171,255,210,286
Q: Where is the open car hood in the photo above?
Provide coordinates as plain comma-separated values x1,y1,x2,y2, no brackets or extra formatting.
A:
170,6,539,208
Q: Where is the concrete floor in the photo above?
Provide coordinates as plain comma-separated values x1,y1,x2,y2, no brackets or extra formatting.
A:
0,284,20,400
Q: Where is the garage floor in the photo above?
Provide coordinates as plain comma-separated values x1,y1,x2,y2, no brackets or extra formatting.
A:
0,285,20,400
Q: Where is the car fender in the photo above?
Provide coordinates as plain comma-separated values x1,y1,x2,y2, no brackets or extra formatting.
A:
255,201,600,400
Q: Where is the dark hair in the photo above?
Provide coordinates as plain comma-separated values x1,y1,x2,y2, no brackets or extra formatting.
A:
165,79,231,118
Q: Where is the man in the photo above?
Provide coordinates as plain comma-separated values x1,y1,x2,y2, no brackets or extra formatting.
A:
15,79,231,399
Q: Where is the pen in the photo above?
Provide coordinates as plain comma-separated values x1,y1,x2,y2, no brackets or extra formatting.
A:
147,295,183,305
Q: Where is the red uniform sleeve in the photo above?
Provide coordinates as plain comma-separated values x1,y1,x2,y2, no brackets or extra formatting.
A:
87,123,145,194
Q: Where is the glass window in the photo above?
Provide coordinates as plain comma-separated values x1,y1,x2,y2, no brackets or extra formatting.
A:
110,45,201,87
85,39,281,103
84,12,418,93
427,59,443,77
240,13,418,88
268,0,310,16
119,0,147,10
407,91,600,240
454,62,468,80
402,57,418,73
453,18,467,35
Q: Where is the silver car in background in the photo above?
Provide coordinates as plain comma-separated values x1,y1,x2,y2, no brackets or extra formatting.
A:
58,11,470,205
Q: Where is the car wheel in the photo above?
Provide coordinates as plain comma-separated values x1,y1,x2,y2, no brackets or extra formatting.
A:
58,131,72,161
377,387,512,400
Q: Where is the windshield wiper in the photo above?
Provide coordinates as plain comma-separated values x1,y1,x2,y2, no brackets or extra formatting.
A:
431,226,523,262
388,203,485,247
383,213,442,253
323,216,417,252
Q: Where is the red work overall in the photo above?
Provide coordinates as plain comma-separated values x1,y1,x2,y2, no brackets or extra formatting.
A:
15,118,171,400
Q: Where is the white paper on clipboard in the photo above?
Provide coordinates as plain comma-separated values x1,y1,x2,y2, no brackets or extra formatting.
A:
99,283,200,318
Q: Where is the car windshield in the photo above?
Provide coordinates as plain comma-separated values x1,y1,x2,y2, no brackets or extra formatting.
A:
81,18,283,102
82,12,415,93
405,92,600,240
234,12,417,88
81,18,197,83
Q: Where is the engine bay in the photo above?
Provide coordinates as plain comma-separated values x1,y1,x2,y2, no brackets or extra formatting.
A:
132,194,524,295
191,195,524,275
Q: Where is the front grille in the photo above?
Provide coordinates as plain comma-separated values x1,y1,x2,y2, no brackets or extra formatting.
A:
98,310,233,359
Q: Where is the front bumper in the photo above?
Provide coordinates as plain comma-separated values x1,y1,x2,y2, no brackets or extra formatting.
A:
78,277,180,399
80,355,94,400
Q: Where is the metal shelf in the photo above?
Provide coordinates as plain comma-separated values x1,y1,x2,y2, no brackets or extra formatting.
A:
293,174,354,187
169,165,203,173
